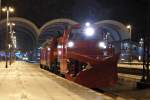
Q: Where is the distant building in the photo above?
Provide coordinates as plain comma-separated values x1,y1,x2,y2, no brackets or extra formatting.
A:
120,39,143,62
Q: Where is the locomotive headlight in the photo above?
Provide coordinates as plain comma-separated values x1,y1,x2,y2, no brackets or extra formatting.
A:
57,45,63,49
84,27,95,37
47,48,51,51
58,51,62,55
98,41,107,49
67,41,74,48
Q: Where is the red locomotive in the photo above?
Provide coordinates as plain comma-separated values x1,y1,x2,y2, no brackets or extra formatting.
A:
40,24,119,88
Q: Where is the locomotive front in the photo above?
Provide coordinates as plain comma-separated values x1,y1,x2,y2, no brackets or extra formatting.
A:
57,23,119,88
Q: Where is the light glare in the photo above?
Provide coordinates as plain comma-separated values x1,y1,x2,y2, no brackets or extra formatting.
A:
98,42,107,49
84,27,95,36
85,22,90,27
58,51,62,55
9,7,14,12
2,7,7,12
57,45,63,49
67,41,74,48
47,48,50,51
2,7,14,12
138,56,142,61
126,25,131,29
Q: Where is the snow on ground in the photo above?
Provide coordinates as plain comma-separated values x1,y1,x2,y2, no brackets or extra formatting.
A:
0,61,114,100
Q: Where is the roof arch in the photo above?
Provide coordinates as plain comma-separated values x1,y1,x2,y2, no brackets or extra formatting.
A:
0,17,39,51
94,20,130,41
0,17,39,37
39,18,79,44
40,18,79,34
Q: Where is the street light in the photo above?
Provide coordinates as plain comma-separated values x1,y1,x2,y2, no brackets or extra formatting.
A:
0,0,1,19
2,7,14,12
126,24,132,39
126,24,132,63
2,7,14,25
2,6,15,68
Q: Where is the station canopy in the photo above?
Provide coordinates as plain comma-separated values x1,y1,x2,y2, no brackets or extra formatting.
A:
0,17,39,51
39,19,130,46
0,17,131,51
39,18,79,45
94,20,130,41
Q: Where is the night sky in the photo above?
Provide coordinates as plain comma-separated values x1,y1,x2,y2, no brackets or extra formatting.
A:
2,0,149,41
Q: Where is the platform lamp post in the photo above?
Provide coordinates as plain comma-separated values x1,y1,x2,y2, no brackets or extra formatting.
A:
2,6,14,68
126,25,132,36
137,31,150,89
137,3,150,88
8,22,15,65
126,24,132,62
0,0,1,19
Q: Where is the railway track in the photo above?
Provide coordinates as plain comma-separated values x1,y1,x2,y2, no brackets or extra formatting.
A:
42,62,147,99
119,62,143,65
118,62,144,76
95,73,143,99
96,62,145,99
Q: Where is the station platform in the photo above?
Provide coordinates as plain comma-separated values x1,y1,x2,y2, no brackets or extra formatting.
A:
0,61,122,100
118,62,143,69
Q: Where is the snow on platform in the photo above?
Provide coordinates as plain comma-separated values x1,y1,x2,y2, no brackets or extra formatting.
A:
0,61,120,100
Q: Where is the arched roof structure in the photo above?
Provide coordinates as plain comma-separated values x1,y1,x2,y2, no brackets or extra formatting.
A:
39,18,79,44
94,20,130,41
40,18,79,33
0,17,131,51
0,17,39,51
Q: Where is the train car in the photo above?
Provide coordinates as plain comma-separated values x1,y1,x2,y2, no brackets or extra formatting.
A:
40,24,119,88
